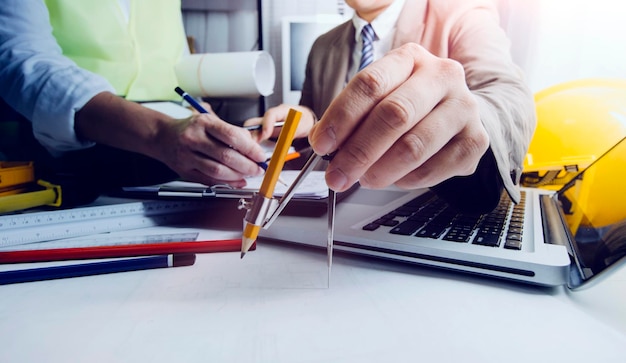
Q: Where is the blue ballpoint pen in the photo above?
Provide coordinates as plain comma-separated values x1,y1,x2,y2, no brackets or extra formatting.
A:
0,254,196,285
174,86,210,114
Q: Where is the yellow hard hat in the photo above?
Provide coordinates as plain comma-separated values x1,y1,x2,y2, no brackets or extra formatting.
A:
522,78,626,189
560,136,626,231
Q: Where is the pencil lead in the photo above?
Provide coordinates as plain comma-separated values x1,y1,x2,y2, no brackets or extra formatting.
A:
277,178,289,187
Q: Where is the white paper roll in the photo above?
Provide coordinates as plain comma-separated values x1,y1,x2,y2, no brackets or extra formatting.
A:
175,51,275,98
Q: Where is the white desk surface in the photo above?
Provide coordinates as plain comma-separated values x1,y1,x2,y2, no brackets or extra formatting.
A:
1,218,626,362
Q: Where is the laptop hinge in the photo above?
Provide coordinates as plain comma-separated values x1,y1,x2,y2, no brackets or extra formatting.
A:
539,194,571,251
539,194,587,285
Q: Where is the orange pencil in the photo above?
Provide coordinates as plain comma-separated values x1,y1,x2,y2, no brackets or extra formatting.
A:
284,152,301,162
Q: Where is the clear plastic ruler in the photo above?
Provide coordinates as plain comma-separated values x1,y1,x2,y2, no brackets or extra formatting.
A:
1,232,200,251
0,198,210,248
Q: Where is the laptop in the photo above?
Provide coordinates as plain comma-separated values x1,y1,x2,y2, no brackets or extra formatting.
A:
260,137,626,288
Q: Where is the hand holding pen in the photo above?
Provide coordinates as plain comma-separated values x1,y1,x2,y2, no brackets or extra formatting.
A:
243,104,317,143
166,87,267,188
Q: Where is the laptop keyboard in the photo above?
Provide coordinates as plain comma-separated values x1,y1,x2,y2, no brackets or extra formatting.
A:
362,190,526,250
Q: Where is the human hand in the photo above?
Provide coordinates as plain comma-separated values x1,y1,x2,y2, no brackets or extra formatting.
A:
308,43,490,192
244,104,316,142
155,112,267,188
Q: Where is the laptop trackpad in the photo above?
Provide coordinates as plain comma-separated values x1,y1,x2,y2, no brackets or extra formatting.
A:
344,188,410,206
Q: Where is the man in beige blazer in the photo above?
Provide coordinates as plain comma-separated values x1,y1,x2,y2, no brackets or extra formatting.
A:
247,0,536,213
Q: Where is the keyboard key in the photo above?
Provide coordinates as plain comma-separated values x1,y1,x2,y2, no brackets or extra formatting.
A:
416,226,447,239
362,223,381,231
504,238,522,250
390,220,425,236
473,233,501,247
392,207,417,217
506,233,522,241
443,231,472,242
379,219,400,227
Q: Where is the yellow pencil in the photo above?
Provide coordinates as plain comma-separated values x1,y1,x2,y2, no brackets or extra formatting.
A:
241,109,301,258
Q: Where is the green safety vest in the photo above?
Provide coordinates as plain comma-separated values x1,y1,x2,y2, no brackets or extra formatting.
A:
45,0,185,101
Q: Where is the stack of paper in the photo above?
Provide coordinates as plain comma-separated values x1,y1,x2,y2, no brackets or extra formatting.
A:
242,170,328,199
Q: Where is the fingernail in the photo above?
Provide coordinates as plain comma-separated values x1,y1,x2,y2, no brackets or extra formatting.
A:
326,167,348,191
312,125,336,155
231,180,248,188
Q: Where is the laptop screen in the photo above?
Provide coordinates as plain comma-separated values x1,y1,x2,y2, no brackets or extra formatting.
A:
557,137,626,288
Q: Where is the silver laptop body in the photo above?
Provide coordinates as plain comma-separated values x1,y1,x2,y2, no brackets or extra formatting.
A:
261,138,626,288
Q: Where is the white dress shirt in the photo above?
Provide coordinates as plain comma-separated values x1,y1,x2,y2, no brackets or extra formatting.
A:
347,0,406,82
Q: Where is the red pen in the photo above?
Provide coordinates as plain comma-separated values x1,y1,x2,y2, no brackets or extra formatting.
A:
0,239,251,264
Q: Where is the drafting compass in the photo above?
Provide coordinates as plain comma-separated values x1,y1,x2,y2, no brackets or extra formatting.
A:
238,152,337,284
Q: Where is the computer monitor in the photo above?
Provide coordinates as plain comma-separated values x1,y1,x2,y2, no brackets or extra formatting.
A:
281,15,346,105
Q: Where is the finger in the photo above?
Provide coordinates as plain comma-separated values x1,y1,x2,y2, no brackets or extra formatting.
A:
359,91,479,189
183,115,265,179
320,46,461,191
179,133,262,182
181,165,248,189
394,125,489,190
208,142,265,176
243,117,264,141
260,108,283,141
243,117,263,128
309,43,427,157
199,101,213,113
170,132,254,186
203,115,267,162
246,108,284,141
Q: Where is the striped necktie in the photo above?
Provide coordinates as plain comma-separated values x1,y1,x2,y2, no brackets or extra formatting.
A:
358,23,375,71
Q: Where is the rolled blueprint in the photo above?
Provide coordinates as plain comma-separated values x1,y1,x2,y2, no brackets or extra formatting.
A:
175,51,275,98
